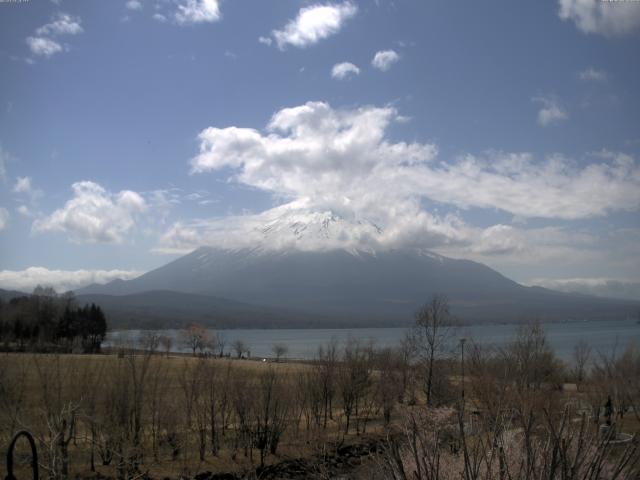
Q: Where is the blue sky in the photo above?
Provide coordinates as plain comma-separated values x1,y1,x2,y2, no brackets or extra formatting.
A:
0,0,639,298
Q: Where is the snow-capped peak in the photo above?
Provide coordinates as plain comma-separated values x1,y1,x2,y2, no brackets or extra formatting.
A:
248,208,384,254
260,210,380,240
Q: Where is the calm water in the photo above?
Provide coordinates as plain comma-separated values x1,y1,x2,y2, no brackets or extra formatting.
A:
106,319,640,362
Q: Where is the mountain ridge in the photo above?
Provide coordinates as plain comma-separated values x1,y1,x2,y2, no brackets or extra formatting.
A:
76,246,640,327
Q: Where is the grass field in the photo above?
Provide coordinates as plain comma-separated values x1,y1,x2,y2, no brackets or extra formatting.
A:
2,341,639,480
1,350,393,479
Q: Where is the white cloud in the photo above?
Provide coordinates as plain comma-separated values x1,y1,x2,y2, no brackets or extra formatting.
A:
271,2,357,49
0,208,8,231
27,13,83,58
12,176,43,207
0,267,143,294
371,49,399,71
35,13,83,36
17,205,31,217
529,277,640,301
13,176,32,194
331,61,360,79
0,145,8,182
258,36,272,46
558,0,640,36
126,0,143,11
579,67,608,82
441,224,599,264
190,103,640,220
152,13,167,22
154,202,468,255
175,0,220,25
190,101,436,197
26,37,63,57
33,181,147,244
175,101,640,257
533,95,568,126
408,150,640,219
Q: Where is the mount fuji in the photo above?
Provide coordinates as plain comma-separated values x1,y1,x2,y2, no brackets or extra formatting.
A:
76,211,640,329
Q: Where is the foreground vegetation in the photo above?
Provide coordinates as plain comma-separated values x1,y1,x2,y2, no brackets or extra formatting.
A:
1,296,639,479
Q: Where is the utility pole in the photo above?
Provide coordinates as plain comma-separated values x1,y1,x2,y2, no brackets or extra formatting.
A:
460,337,466,414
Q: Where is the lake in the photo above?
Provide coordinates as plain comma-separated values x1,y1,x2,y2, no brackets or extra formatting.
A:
106,318,640,362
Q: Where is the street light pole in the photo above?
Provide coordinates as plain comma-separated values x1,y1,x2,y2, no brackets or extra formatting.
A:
460,338,466,413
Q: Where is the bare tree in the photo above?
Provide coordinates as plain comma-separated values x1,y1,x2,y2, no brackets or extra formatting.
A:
159,334,173,357
504,321,561,392
591,342,640,424
375,347,404,425
381,405,640,480
338,338,373,434
232,339,247,359
413,294,455,406
272,343,288,362
253,368,290,466
398,331,417,404
316,338,339,428
179,324,209,356
215,331,227,357
32,354,82,480
572,338,592,388
139,331,161,353
126,346,154,469
231,374,254,460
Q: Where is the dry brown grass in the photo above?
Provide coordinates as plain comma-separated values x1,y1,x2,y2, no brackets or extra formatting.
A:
0,351,374,479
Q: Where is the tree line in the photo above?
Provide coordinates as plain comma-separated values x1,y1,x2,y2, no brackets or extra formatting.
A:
0,286,107,353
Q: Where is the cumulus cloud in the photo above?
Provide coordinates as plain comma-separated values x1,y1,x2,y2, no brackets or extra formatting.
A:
167,101,640,257
258,36,272,46
27,13,83,58
271,2,357,49
13,176,32,194
579,67,608,82
533,96,568,126
126,0,143,11
26,37,63,57
529,277,640,301
174,0,220,24
558,0,640,36
36,13,83,36
0,267,143,293
331,61,360,79
191,102,640,221
154,201,468,255
0,146,9,182
371,49,399,71
190,102,436,198
33,181,147,243
17,205,32,217
12,176,42,211
0,208,8,231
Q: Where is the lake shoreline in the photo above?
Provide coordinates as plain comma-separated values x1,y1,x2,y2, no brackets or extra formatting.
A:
106,318,640,362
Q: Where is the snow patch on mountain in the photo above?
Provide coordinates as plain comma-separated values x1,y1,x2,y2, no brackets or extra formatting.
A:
255,209,383,254
155,201,389,255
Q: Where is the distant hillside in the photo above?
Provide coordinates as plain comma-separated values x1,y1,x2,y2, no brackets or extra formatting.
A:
77,246,640,327
75,290,394,330
0,288,28,302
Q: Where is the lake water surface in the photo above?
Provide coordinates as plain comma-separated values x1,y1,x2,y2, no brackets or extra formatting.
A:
107,319,640,362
